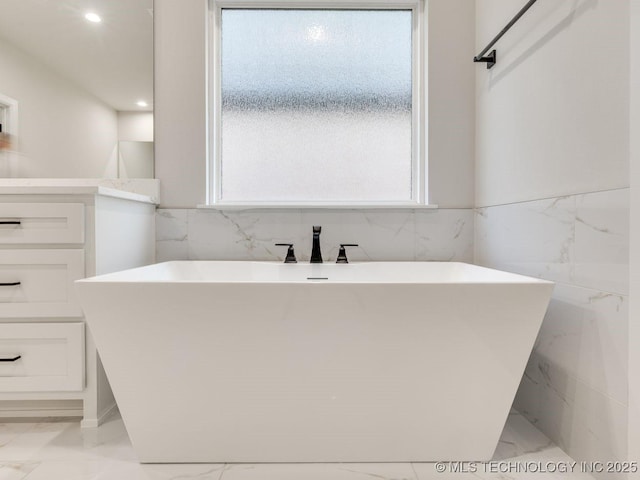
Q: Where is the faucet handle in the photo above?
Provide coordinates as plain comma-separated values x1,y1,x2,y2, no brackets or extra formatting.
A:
275,243,297,263
336,244,359,264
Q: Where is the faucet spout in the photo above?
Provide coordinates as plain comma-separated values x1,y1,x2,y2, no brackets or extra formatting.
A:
310,226,323,263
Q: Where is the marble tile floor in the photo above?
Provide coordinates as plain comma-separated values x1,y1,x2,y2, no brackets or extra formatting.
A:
0,410,595,480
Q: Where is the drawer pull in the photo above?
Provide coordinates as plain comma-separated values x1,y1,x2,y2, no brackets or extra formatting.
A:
0,282,20,286
0,354,21,362
0,221,20,225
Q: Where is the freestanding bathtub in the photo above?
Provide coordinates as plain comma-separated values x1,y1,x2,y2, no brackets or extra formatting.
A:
76,261,553,463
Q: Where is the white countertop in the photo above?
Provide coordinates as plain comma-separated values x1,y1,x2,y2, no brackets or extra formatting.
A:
0,179,160,204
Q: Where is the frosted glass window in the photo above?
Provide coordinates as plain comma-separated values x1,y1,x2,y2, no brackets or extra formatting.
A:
219,9,413,202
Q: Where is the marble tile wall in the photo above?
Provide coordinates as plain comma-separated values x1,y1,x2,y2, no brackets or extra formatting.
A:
156,208,474,263
475,188,629,475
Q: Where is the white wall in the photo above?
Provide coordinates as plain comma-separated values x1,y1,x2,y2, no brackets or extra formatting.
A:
0,36,118,178
154,0,475,208
118,111,154,142
475,0,630,472
476,0,629,207
428,0,475,208
155,0,207,208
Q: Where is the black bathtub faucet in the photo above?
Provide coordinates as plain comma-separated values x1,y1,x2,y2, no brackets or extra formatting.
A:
310,226,323,263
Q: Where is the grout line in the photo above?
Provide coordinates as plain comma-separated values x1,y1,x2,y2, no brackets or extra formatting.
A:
469,262,629,298
547,279,628,298
474,186,629,209
526,361,629,409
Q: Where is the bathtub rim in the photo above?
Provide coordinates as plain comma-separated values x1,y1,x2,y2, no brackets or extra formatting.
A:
76,260,556,286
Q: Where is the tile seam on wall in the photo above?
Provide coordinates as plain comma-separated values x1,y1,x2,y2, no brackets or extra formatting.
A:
475,187,630,210
544,281,629,299
528,357,630,409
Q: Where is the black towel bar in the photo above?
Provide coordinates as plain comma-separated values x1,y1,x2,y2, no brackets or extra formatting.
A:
474,0,539,69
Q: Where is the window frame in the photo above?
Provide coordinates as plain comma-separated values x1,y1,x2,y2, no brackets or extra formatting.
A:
207,0,428,208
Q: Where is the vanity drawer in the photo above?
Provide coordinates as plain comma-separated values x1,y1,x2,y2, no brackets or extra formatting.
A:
0,250,84,317
0,203,84,244
0,322,84,392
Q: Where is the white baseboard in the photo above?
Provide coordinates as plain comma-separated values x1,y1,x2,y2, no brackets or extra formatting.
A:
81,402,118,429
0,399,83,419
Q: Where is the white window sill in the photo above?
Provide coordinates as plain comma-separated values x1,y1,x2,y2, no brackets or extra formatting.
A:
197,202,438,211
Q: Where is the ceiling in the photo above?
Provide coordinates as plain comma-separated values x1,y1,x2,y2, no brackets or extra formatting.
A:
0,0,153,112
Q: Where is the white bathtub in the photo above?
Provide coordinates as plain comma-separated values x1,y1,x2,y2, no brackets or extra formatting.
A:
76,261,553,463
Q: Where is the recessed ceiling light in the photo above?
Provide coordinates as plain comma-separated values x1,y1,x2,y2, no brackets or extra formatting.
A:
84,12,102,23
136,100,148,107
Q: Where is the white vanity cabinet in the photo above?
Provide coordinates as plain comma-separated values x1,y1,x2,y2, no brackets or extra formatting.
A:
0,183,156,427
